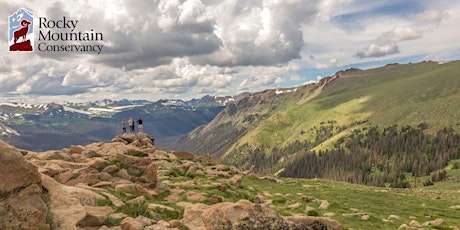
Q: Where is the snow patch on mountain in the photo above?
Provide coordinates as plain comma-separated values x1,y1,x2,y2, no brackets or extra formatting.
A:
0,123,20,136
63,106,92,115
275,88,298,95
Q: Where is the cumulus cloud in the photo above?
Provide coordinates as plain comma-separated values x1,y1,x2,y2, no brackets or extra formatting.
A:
1,0,459,103
355,26,422,58
355,42,399,58
411,9,447,25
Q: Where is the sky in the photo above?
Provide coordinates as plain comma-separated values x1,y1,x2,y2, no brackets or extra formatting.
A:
1,0,459,104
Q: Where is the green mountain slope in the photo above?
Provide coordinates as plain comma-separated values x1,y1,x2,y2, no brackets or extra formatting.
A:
173,61,460,180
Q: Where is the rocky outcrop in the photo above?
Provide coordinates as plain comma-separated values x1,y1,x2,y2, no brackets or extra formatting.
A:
182,200,342,230
1,135,346,229
0,140,49,230
41,174,86,230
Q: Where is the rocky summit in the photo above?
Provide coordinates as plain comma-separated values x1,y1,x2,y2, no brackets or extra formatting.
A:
0,134,342,230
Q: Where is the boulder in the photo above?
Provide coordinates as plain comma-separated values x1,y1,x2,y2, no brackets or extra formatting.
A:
115,183,151,197
41,174,86,230
0,184,49,230
0,140,42,193
97,142,130,156
78,206,113,227
69,145,84,154
127,196,146,205
146,162,158,189
183,199,343,230
288,216,343,229
199,200,292,229
36,150,72,161
230,174,243,187
197,153,217,165
318,200,330,209
171,151,196,160
181,203,209,230
423,218,444,226
120,217,145,230
0,140,49,230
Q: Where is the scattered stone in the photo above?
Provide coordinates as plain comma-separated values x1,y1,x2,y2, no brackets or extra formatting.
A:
70,145,84,154
83,149,101,158
361,214,370,220
186,191,206,201
409,220,421,227
110,212,128,220
163,193,181,202
216,184,227,192
324,212,337,217
302,196,318,202
78,206,113,227
254,194,265,204
207,194,223,205
397,224,409,230
145,220,170,230
169,219,183,229
249,164,256,174
148,204,175,212
93,181,113,187
388,215,401,221
120,217,145,230
103,165,119,174
450,205,460,209
115,183,151,197
306,205,316,212
288,202,301,209
102,192,125,207
117,169,132,180
197,153,217,165
318,200,330,210
171,151,195,160
127,196,146,205
342,213,361,217
287,216,343,230
422,218,444,226
146,162,158,189
230,174,243,187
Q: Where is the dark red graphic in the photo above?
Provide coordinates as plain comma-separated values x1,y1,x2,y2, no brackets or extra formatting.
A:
9,20,33,51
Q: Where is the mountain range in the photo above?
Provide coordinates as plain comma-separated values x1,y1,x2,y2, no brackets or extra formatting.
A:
0,95,233,151
2,60,459,187
173,60,460,186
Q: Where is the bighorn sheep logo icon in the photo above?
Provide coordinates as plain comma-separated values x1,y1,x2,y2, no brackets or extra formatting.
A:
14,20,31,43
9,8,34,52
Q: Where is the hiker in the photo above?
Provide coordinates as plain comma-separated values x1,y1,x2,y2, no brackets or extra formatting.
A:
137,118,143,133
121,119,127,134
150,133,155,145
128,117,134,133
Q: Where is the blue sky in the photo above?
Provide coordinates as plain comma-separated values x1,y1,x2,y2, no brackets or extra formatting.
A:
1,0,459,103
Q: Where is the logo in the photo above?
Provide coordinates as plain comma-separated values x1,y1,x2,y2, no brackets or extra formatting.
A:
9,8,34,52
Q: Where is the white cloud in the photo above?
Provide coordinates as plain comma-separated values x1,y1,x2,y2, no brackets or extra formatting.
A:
315,63,329,69
355,42,399,58
0,0,459,103
411,9,447,25
355,26,422,59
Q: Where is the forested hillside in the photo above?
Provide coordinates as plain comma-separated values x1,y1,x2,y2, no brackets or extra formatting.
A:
173,60,460,187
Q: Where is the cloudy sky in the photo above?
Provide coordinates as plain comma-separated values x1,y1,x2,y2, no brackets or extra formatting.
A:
1,0,459,103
